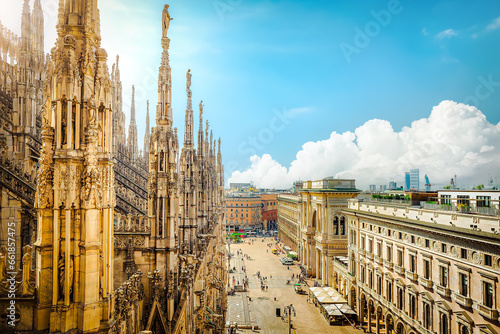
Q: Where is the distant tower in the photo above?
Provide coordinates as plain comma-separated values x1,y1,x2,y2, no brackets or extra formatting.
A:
127,85,139,160
34,0,115,332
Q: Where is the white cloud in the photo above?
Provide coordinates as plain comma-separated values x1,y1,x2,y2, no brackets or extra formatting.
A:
421,27,428,36
486,16,500,31
228,101,500,190
436,29,457,39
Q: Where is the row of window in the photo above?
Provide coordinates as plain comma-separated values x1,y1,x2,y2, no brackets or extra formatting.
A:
357,224,494,267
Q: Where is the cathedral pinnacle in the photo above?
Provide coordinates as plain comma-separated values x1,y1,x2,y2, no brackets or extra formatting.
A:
184,69,194,147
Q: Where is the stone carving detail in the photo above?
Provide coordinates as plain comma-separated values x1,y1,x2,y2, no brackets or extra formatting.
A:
450,246,458,258
82,118,102,209
471,251,481,265
115,235,146,249
35,124,54,209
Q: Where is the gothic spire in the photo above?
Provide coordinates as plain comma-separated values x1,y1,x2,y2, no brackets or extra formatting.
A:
184,69,194,147
130,85,136,122
156,4,173,126
198,101,204,157
127,85,138,160
144,100,150,156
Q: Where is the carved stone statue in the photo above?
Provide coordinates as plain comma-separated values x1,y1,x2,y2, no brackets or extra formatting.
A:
162,5,172,38
186,69,192,91
58,252,65,300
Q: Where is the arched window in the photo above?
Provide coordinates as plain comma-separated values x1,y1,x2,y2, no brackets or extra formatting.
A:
333,217,339,235
460,325,468,334
340,217,346,235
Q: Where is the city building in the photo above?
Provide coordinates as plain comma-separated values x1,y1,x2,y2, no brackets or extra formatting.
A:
410,169,420,190
340,190,500,334
277,193,301,252
370,185,377,192
261,193,278,231
0,3,227,334
225,196,262,233
389,181,397,190
406,172,411,191
277,178,360,285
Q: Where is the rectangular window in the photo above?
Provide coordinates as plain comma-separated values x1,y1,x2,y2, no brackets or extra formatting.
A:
425,239,430,248
440,195,451,205
377,242,382,257
409,254,416,272
477,196,491,208
398,232,402,239
457,195,470,206
441,244,447,253
361,236,365,250
440,266,448,287
369,239,373,253
459,273,468,296
387,246,392,262
397,250,403,266
423,259,431,279
461,249,467,259
387,281,392,302
387,229,391,237
483,282,493,308
411,235,415,243
485,254,492,266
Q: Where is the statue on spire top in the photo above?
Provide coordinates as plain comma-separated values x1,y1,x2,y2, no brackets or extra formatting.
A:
162,5,172,38
187,69,192,91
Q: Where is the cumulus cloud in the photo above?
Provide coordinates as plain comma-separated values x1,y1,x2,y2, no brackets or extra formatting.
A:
228,101,500,190
436,29,457,39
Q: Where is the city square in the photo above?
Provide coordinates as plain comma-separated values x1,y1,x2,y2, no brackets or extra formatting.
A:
226,238,363,334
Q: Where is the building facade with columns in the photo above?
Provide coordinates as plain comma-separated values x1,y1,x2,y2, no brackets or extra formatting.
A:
277,193,301,251
342,194,500,334
276,178,360,286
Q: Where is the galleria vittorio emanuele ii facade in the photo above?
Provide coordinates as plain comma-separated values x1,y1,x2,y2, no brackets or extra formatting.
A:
0,1,227,333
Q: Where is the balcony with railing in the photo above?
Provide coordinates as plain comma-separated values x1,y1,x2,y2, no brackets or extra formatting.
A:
418,276,434,289
394,264,405,275
453,292,473,308
477,303,499,320
435,284,451,298
421,197,500,217
405,271,418,281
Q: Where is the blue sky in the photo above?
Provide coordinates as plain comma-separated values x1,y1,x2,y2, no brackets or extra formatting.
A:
1,0,500,188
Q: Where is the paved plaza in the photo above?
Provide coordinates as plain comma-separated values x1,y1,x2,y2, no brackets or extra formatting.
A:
226,238,363,334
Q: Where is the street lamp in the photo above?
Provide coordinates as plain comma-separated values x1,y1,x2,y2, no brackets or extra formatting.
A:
283,304,296,334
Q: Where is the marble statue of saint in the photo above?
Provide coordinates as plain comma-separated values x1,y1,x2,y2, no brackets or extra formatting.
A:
162,5,172,38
